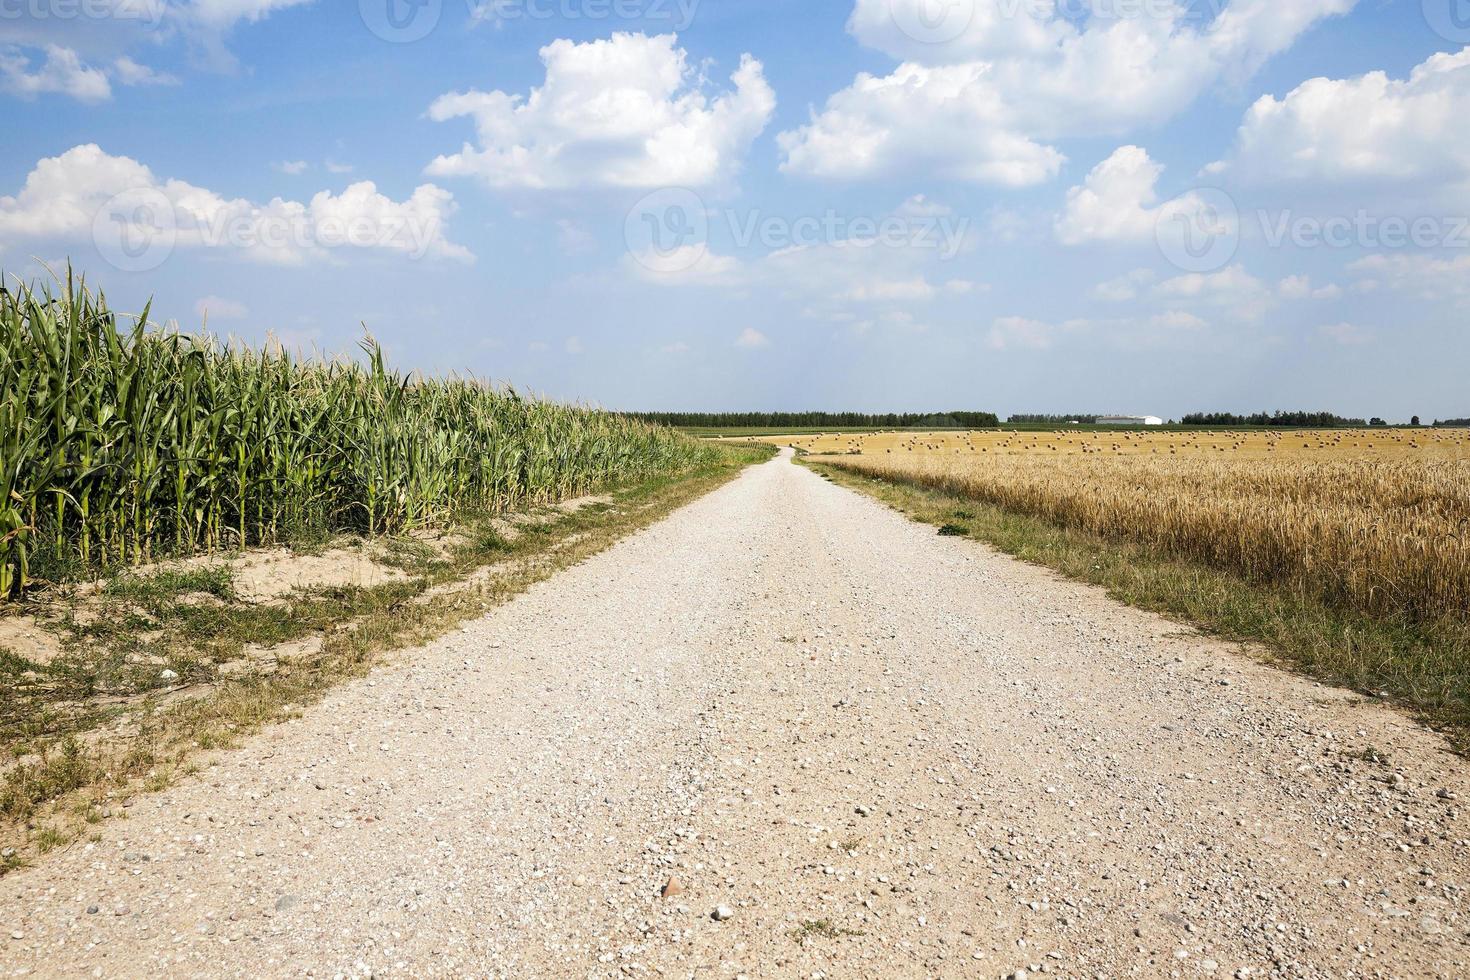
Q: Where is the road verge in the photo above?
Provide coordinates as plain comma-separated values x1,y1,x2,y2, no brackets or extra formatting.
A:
806,458,1470,751
0,444,774,872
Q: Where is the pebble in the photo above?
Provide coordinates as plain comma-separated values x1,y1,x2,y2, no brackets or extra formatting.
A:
4,450,1465,977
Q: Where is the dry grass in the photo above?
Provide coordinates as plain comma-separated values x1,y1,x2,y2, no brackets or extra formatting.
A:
806,459,1470,746
0,444,773,870
800,426,1470,742
793,429,1470,625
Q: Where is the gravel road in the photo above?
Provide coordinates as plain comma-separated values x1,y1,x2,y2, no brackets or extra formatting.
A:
3,449,1469,978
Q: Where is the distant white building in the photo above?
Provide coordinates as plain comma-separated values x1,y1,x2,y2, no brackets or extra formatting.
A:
1097,415,1165,426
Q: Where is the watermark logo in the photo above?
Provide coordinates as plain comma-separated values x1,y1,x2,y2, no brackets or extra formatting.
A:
359,0,442,43
1423,0,1470,42
0,0,167,28
1155,187,1239,273
474,0,700,29
1259,211,1470,250
625,188,709,274
624,188,973,276
888,0,976,45
89,188,455,271
1154,187,1470,272
92,187,176,273
360,0,700,41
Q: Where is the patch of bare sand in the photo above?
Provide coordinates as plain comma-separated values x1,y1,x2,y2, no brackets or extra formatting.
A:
232,548,408,603
0,615,63,668
555,493,613,514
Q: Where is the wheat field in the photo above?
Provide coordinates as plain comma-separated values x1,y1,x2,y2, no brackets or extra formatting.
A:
784,428,1470,625
778,427,1470,461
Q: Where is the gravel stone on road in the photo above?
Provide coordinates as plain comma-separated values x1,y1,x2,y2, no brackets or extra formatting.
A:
2,449,1467,977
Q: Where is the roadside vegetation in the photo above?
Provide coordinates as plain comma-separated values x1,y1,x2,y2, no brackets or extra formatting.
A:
0,268,770,869
2,270,708,597
799,427,1470,744
0,444,771,868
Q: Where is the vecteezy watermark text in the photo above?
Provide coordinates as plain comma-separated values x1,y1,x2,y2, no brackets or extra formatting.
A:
1423,0,1470,42
91,188,448,272
720,211,969,254
1260,211,1470,250
358,0,698,43
473,0,698,27
1154,186,1470,272
0,0,166,26
624,188,971,274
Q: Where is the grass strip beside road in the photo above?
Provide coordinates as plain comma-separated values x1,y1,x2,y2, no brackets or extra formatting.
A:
0,444,774,872
807,458,1470,751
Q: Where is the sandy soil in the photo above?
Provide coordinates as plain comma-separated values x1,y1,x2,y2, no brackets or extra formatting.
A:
2,450,1467,978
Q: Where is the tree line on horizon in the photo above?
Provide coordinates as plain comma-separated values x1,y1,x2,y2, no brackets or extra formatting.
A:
630,410,1459,430
630,412,1001,429
1180,411,1371,427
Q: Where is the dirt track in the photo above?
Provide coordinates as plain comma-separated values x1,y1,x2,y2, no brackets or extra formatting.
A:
3,450,1468,978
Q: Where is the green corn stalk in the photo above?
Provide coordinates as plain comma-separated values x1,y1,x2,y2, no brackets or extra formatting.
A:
0,267,715,597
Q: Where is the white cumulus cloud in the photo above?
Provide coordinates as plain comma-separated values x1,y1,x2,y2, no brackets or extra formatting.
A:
1153,263,1273,318
626,198,975,319
0,45,112,102
112,55,179,87
778,61,1065,186
625,245,743,286
425,33,774,190
185,0,314,31
1,1,313,97
0,144,471,265
987,315,1088,351
1278,275,1341,300
1349,254,1470,301
780,0,1354,186
1215,47,1470,195
1091,268,1156,302
988,310,1207,352
1055,146,1228,245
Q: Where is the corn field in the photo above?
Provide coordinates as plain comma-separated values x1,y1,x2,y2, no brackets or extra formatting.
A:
0,272,712,596
822,452,1470,625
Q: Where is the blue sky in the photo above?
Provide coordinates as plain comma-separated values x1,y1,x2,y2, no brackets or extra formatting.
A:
2,0,1466,420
